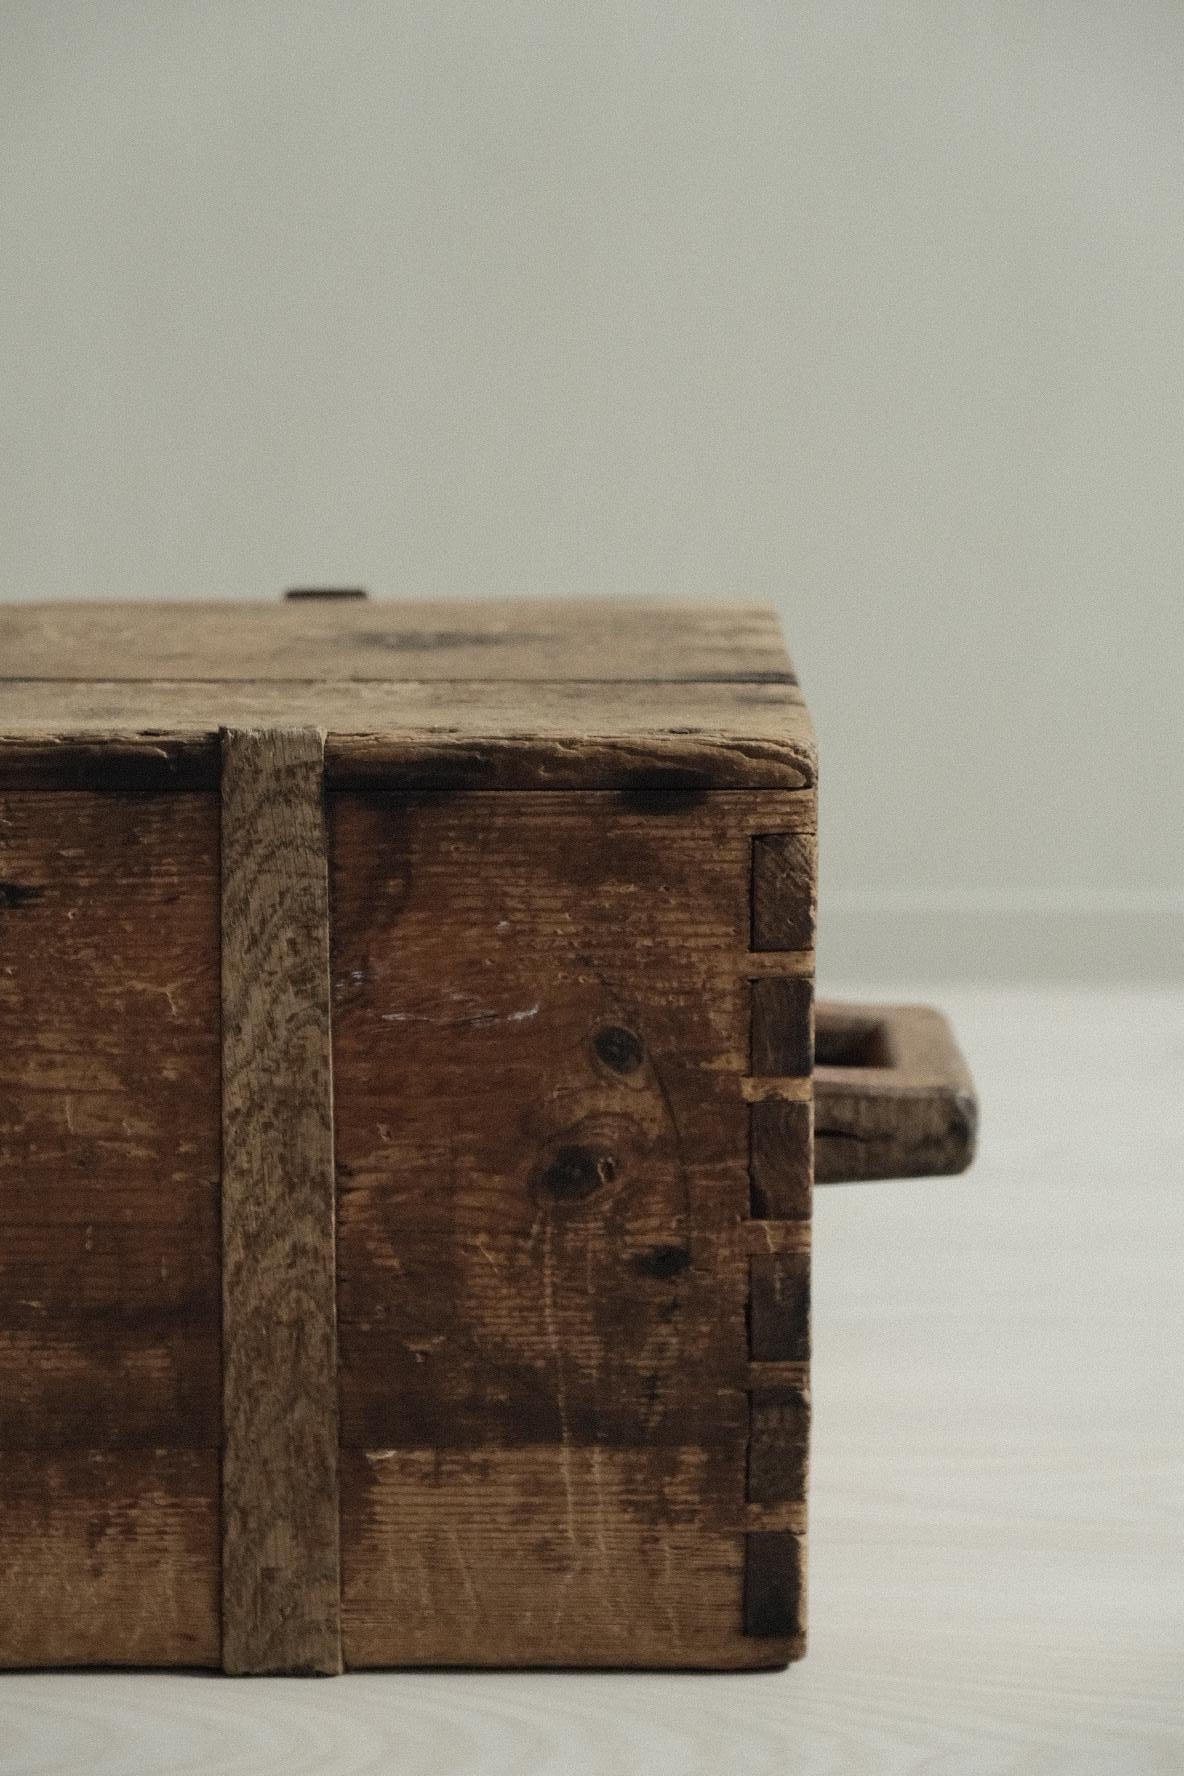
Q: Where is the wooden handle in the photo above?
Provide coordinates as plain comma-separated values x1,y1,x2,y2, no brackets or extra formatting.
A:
813,1001,977,1184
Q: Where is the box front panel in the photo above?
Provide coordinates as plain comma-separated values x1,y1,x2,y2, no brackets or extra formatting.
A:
0,792,221,1667
331,788,812,1667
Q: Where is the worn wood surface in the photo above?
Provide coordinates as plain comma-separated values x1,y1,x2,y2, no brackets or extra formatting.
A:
747,1387,810,1507
0,598,814,791
0,597,821,1673
330,786,815,1667
0,677,814,791
750,1100,812,1219
220,728,342,1675
0,1454,220,1669
0,599,794,684
814,1002,977,1184
751,976,815,1079
342,1448,759,1670
3,992,1174,1770
0,791,221,1666
751,831,816,952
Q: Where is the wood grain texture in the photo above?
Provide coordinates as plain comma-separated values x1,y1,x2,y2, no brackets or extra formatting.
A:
749,1099,812,1219
220,728,341,1676
1,993,1175,1768
0,676,814,791
0,1454,220,1668
341,1447,784,1670
749,1251,812,1364
747,1386,811,1506
751,976,815,1078
814,1001,977,1184
0,599,795,684
329,786,812,1668
0,790,221,1668
751,832,816,951
0,594,819,1675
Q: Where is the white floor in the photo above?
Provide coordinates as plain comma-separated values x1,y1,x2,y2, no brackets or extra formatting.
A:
3,990,1182,1776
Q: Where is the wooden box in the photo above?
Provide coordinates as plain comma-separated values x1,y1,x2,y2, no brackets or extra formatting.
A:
0,595,975,1674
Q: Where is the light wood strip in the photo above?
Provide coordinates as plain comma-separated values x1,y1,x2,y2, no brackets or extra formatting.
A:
744,949,814,977
740,1076,812,1103
736,1220,812,1257
220,727,341,1676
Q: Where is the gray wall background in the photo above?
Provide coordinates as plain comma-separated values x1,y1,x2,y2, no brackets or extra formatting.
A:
3,2,1181,982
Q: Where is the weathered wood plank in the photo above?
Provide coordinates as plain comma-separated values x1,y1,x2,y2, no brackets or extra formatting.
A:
0,1453,220,1668
330,788,806,1667
331,791,772,1452
0,599,795,685
0,791,222,1665
341,1447,782,1669
220,728,341,1676
0,676,814,792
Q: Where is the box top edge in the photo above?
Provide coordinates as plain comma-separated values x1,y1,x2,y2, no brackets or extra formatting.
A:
0,599,815,788
0,597,796,687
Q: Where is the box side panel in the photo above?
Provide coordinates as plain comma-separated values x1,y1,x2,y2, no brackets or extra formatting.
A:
330,787,814,1668
0,792,221,1667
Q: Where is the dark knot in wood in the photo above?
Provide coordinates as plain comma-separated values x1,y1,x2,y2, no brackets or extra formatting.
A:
592,1025,645,1075
532,1143,617,1205
0,881,42,909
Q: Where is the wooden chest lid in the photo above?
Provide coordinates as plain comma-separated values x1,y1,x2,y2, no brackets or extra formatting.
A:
0,596,814,791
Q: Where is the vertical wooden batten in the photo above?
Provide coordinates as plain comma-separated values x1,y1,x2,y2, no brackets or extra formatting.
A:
219,727,342,1675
